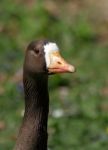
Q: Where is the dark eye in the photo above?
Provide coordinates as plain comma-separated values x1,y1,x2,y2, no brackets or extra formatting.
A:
34,49,39,55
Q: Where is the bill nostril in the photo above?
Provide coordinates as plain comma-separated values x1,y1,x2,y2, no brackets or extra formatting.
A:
57,61,62,65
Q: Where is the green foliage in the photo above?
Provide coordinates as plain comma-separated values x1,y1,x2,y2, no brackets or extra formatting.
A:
0,1,108,150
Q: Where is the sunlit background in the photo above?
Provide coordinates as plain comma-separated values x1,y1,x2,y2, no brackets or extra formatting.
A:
0,0,108,149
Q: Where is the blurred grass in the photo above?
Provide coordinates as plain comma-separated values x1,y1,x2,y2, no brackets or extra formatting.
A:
0,0,108,150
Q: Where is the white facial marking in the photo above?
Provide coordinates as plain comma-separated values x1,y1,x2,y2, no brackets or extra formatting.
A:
44,42,59,67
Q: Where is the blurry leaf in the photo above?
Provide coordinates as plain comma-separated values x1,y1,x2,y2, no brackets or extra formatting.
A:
0,121,6,131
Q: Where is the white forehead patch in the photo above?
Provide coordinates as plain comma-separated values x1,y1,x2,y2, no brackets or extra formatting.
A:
44,42,59,52
44,42,59,67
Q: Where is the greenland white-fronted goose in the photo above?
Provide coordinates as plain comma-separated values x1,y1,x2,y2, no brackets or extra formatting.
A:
14,39,75,150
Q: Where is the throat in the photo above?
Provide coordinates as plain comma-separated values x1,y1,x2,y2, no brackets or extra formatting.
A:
14,74,49,150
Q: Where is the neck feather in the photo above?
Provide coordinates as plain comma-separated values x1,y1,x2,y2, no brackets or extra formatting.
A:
14,73,49,150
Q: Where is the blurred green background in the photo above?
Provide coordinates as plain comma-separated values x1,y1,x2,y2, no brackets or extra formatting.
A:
0,0,108,150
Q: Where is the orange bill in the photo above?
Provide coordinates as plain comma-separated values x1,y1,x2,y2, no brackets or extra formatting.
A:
48,51,75,74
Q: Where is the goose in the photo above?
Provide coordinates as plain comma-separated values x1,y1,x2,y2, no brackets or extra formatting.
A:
14,39,75,150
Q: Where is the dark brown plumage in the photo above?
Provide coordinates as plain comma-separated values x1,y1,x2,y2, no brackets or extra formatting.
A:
14,39,75,150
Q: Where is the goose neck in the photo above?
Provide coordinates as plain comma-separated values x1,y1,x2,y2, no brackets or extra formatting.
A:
14,74,49,150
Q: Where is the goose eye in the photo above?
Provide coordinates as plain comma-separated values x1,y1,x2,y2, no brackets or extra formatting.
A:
34,49,39,55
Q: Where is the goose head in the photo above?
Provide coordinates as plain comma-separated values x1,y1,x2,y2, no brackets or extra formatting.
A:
24,39,75,75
